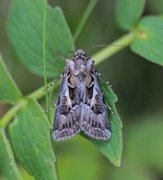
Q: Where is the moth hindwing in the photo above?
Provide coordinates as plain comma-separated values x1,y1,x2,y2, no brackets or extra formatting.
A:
52,49,111,141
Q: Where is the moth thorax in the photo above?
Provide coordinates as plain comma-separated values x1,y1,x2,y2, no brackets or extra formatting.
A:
74,59,85,73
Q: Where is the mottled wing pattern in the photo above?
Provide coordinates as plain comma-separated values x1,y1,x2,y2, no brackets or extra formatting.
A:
80,69,111,140
52,70,80,141
53,49,111,141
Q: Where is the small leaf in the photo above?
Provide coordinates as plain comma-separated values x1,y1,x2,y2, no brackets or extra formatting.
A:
0,55,22,104
116,0,146,30
0,129,22,180
131,16,163,66
84,81,123,167
8,0,74,78
9,99,58,180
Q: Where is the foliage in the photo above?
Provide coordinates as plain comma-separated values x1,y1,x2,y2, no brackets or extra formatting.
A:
0,0,163,179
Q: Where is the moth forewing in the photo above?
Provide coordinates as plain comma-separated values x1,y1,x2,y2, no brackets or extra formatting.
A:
80,68,111,140
52,49,111,141
52,69,81,141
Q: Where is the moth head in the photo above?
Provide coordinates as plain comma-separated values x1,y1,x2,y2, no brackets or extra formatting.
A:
74,49,86,59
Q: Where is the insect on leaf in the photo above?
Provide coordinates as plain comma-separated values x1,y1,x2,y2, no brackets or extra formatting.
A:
52,50,111,141
51,50,122,166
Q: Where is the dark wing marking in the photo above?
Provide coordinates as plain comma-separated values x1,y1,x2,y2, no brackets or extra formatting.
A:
52,70,80,141
80,69,111,140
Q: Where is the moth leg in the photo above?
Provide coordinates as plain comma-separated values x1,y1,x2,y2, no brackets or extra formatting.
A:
43,75,62,91
42,103,57,113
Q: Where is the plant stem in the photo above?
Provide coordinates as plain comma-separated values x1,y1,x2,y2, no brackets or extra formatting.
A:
28,80,61,100
93,31,135,65
43,0,51,122
0,80,60,128
0,100,27,127
73,0,98,42
0,31,135,128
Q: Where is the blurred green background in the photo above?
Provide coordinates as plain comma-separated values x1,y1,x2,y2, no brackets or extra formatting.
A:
0,0,163,179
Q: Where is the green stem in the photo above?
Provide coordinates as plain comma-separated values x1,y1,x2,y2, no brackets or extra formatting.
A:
0,80,60,128
73,0,98,42
0,31,135,128
28,80,61,100
43,0,50,122
0,100,27,128
93,31,135,65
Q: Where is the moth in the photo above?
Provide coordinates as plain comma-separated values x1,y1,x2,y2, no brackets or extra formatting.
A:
52,49,111,141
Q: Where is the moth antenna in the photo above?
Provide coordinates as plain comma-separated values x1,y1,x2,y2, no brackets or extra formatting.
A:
43,82,55,91
42,104,56,113
89,43,127,49
42,109,49,113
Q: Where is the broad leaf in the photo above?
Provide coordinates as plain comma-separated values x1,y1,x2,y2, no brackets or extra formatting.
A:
116,0,146,30
9,99,57,180
8,0,74,77
131,16,163,66
0,129,22,180
0,55,22,104
84,81,122,167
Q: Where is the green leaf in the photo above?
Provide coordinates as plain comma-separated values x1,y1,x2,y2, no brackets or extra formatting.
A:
131,16,163,66
110,114,163,180
0,129,22,180
0,55,22,104
8,0,74,78
84,81,122,167
9,99,57,180
116,0,146,30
